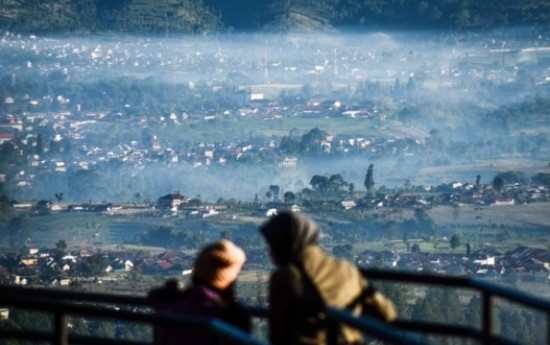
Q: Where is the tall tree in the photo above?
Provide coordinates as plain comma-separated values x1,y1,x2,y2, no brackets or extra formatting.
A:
310,175,329,191
449,234,461,251
493,176,504,192
56,239,67,251
269,185,280,200
328,174,347,193
364,164,375,193
283,191,296,203
35,134,44,155
299,128,327,154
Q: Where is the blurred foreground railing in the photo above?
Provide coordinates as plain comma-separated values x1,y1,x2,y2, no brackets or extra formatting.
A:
359,269,550,345
0,270,548,345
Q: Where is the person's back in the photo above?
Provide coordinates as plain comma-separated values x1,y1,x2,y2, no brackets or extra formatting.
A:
149,280,250,345
147,240,250,345
260,211,396,345
269,245,366,344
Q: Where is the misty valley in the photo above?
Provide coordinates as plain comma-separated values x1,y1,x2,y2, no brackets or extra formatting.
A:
1,28,550,344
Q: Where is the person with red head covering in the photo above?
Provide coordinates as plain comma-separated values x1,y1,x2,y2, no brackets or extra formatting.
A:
148,240,250,345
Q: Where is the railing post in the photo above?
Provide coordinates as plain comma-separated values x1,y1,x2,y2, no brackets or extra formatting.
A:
481,291,493,345
326,318,339,345
53,311,68,345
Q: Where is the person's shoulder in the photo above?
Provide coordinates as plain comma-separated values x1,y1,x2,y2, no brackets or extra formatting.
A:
302,246,364,283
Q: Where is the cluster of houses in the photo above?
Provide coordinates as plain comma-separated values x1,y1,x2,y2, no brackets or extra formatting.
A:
0,105,418,196
7,173,550,222
0,245,195,288
1,33,550,294
3,31,548,98
357,246,550,283
1,236,549,292
358,180,550,210
6,103,550,207
2,32,549,200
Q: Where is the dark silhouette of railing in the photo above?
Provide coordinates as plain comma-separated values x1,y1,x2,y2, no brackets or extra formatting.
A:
0,269,549,345
361,269,550,345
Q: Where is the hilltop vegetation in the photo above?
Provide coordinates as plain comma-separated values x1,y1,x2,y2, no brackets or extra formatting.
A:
0,0,549,34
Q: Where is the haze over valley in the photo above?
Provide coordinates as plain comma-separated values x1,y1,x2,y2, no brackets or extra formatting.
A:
1,29,549,203
1,3,550,344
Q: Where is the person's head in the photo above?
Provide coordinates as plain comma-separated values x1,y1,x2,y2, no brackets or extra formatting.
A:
192,239,246,291
259,211,320,266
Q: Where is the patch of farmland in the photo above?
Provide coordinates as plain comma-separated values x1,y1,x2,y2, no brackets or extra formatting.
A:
108,221,151,244
28,213,113,248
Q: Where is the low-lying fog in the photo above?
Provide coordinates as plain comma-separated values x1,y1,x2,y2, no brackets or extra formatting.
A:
2,28,549,203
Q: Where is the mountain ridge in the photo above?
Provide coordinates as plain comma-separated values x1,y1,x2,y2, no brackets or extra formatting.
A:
0,0,549,35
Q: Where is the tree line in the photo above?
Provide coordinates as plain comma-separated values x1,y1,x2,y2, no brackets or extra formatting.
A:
0,0,549,34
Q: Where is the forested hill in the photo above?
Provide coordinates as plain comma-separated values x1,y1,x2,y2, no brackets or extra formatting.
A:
0,0,549,34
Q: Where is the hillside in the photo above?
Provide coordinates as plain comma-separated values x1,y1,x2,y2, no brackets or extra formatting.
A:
0,0,549,34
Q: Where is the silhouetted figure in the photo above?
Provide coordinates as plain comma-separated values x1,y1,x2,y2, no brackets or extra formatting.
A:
147,240,250,345
260,211,396,345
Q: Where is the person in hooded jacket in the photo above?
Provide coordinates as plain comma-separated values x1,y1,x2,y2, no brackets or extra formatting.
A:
260,211,395,345
147,239,251,345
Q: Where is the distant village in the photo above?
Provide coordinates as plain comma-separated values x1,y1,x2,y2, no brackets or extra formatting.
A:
1,227,549,293
0,101,391,178
1,178,550,293
1,31,550,202
1,32,550,299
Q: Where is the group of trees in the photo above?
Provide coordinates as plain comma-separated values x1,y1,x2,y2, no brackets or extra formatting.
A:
308,174,350,195
1,0,549,34
492,171,550,192
301,165,375,200
0,0,220,34
135,225,209,249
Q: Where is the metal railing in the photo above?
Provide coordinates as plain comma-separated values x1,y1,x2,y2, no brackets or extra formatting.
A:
0,284,265,345
359,269,550,345
0,270,548,345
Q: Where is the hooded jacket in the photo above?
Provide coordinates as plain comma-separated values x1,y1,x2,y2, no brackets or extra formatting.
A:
148,281,251,345
261,211,367,345
147,240,250,345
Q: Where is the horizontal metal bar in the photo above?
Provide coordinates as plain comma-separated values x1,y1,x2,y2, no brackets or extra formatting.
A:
2,268,549,345
3,271,549,315
325,307,427,345
360,268,473,287
210,318,266,345
0,291,267,345
360,268,550,313
470,279,550,311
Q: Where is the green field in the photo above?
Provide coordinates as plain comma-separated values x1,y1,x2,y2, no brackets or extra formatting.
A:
169,116,385,143
19,200,550,255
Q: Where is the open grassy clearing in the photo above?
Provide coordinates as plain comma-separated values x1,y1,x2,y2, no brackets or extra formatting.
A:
429,203,550,231
160,116,384,142
417,158,550,181
22,200,550,253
